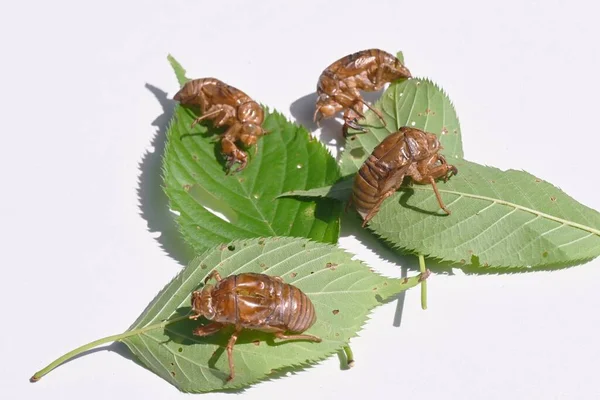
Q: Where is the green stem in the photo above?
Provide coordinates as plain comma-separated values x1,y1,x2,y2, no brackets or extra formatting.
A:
343,345,355,368
30,315,189,382
418,254,427,310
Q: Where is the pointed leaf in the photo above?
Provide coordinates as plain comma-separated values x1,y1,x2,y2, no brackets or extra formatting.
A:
340,78,463,176
281,159,600,268
167,54,189,86
279,176,353,202
122,237,424,392
163,58,342,254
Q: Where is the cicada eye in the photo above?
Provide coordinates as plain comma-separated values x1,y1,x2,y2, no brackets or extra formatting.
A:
405,137,420,157
319,104,338,118
242,122,262,137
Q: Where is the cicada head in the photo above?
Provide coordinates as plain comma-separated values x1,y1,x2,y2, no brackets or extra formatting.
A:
191,285,216,320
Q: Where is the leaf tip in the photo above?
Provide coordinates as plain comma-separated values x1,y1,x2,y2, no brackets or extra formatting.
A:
167,54,189,87
395,50,405,65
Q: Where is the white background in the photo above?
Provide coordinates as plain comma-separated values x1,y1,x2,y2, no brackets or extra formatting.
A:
2,0,600,399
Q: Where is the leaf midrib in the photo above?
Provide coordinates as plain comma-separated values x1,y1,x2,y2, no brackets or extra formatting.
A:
409,186,600,236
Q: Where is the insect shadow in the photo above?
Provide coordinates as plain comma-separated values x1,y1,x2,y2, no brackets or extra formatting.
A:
290,91,384,162
397,188,450,217
161,306,321,386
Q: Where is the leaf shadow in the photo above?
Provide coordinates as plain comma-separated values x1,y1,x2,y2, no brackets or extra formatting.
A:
138,83,196,266
339,211,454,328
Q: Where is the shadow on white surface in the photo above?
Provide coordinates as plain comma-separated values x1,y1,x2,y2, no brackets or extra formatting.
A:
289,89,388,163
138,84,195,266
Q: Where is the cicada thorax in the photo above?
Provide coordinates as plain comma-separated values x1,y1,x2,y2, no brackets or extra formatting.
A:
208,273,316,334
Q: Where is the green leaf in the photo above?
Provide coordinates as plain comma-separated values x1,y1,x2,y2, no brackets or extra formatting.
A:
122,237,425,392
281,159,600,268
340,78,463,176
395,51,405,65
167,54,189,86
279,176,353,203
163,58,342,254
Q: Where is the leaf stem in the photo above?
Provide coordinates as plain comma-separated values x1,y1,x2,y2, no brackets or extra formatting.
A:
30,315,189,383
418,254,427,310
343,345,355,368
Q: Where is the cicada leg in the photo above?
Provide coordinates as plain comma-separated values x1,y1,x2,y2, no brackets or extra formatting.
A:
225,327,242,382
192,321,224,336
220,136,248,174
190,109,222,128
427,176,451,215
204,270,223,284
274,331,322,343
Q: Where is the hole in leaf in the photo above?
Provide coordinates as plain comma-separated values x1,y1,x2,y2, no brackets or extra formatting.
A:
227,245,235,251
542,251,548,258
290,272,297,278
188,184,238,223
178,347,183,353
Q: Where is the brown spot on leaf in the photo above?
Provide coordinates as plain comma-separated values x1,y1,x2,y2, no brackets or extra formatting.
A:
490,180,496,184
332,309,340,315
200,263,208,270
260,263,267,270
542,251,548,258
290,272,297,278
442,127,448,135
460,259,466,264
326,262,338,270
402,277,409,284
335,333,340,337
171,371,176,377
219,244,227,251
183,184,191,191
253,340,260,346
383,282,388,286
372,287,378,291
550,196,556,202
535,179,541,183
192,154,198,160
350,136,357,141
